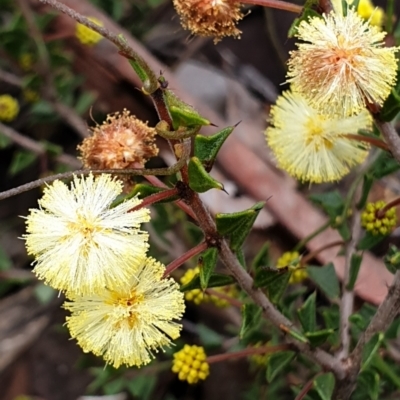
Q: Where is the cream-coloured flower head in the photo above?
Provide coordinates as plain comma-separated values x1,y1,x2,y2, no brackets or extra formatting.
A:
173,0,244,42
23,173,150,295
64,257,185,368
265,90,371,183
287,8,398,117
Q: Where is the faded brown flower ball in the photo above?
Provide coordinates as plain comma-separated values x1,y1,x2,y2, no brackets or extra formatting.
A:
78,110,159,192
79,110,159,170
173,0,244,42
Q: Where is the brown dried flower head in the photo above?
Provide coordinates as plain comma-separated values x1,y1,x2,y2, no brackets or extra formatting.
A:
78,109,159,171
173,0,244,42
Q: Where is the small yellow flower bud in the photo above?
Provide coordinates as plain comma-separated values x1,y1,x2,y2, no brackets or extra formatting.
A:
361,201,397,235
172,345,210,384
0,95,19,122
276,251,308,284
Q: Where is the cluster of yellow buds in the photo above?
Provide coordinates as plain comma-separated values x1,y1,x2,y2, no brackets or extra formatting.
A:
277,251,308,284
75,17,103,46
250,342,270,366
172,345,210,384
180,267,236,307
0,95,19,122
356,0,384,27
361,201,397,235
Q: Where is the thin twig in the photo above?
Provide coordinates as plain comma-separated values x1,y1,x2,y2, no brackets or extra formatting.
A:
375,118,400,163
0,122,80,168
337,185,362,360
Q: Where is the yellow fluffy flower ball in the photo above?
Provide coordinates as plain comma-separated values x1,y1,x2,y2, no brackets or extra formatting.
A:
172,345,210,384
0,95,19,122
266,90,370,183
65,257,185,368
287,9,398,117
361,200,397,235
23,173,150,296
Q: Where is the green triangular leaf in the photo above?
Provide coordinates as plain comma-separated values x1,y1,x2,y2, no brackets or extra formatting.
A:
306,329,334,347
180,273,235,292
357,231,386,251
307,263,340,299
251,242,271,271
254,267,290,304
199,247,218,290
309,191,345,220
188,157,224,193
297,291,316,333
346,253,363,290
240,303,262,339
216,202,265,251
361,333,384,371
313,373,335,400
266,351,296,382
194,126,234,171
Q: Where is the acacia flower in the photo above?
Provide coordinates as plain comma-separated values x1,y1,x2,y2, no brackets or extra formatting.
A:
0,94,19,122
78,110,158,170
75,17,103,46
65,257,185,368
265,90,371,183
287,8,398,117
361,200,397,235
24,174,150,295
172,345,210,384
173,0,244,42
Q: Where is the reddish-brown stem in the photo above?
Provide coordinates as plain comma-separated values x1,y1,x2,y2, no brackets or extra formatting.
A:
143,174,197,221
344,134,389,152
206,344,291,364
164,241,208,277
240,0,302,13
377,197,400,218
205,288,243,308
129,187,178,212
300,240,344,267
295,373,323,400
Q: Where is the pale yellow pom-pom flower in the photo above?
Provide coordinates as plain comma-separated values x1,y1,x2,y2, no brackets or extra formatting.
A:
65,257,185,368
23,173,150,295
265,90,371,183
287,8,398,117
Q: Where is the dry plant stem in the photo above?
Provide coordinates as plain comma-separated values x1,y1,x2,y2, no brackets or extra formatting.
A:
337,185,363,360
0,122,80,168
205,288,243,308
375,118,400,163
17,0,88,139
240,0,302,13
163,241,208,277
206,344,290,364
0,162,187,201
334,271,400,399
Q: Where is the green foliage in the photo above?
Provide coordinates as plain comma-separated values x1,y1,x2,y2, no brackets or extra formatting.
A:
357,231,386,251
188,157,224,193
314,373,335,400
384,245,400,273
297,291,316,333
254,267,290,303
361,333,384,371
240,303,262,339
347,253,363,290
266,351,296,382
380,69,400,121
251,242,271,271
180,272,235,292
216,202,265,251
287,0,319,37
307,263,340,299
199,247,218,290
194,126,234,171
351,370,380,400
8,150,37,176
